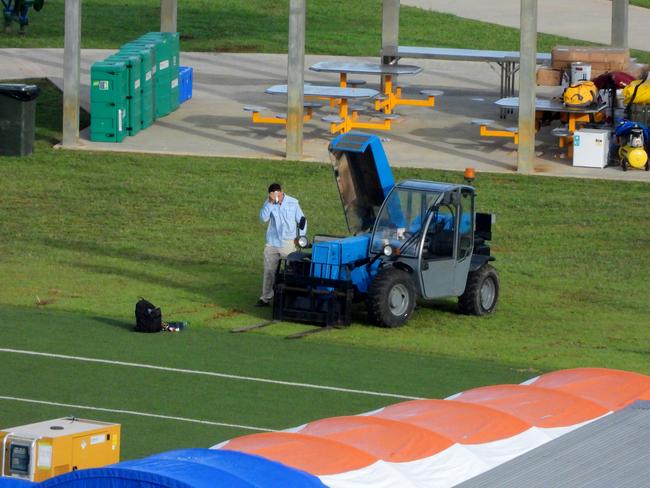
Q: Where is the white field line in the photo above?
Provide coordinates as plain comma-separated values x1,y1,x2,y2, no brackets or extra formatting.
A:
0,348,424,400
0,395,276,432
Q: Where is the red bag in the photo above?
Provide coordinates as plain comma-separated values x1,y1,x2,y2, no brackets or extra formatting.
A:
592,71,636,90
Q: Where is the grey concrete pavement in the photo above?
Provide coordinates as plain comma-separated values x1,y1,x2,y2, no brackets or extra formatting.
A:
401,0,650,51
1,48,648,182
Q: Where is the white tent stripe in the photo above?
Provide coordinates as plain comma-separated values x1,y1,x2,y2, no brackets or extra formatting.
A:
0,395,276,432
0,348,423,400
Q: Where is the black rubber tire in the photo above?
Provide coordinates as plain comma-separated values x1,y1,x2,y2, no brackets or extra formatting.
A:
622,159,628,171
458,264,500,316
367,267,416,328
645,160,649,172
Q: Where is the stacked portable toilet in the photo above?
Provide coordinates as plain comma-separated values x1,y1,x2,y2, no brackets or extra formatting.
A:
90,32,188,143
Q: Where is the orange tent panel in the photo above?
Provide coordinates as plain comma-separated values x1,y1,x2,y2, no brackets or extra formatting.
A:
375,399,532,444
454,384,609,427
223,432,378,475
529,368,650,410
298,415,454,462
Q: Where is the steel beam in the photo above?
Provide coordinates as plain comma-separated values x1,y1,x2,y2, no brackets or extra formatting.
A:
286,0,305,160
62,0,81,147
517,0,537,174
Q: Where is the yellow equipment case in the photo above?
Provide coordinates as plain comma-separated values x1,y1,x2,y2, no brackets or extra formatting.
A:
1,417,120,482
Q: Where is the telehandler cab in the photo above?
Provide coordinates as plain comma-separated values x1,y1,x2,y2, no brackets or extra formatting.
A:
273,132,499,329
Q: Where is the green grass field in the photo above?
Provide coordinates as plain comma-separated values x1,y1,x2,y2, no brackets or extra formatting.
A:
1,2,649,464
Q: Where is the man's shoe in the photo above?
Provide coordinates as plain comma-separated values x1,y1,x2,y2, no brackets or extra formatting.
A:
255,299,270,307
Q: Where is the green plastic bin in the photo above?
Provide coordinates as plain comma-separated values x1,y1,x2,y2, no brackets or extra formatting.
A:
139,32,180,112
123,40,164,118
106,53,142,136
120,43,155,127
90,61,129,142
131,37,170,118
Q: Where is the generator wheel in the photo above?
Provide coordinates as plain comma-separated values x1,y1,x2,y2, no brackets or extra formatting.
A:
621,159,629,171
458,264,499,316
367,267,416,328
645,160,649,172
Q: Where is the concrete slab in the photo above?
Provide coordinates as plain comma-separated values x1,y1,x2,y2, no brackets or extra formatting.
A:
1,48,649,182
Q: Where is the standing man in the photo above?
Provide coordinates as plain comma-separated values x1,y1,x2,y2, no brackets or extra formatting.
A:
257,183,307,307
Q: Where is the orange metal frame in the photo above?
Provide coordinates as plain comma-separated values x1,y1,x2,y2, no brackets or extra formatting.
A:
249,108,315,126
373,74,435,114
326,98,392,134
478,125,519,145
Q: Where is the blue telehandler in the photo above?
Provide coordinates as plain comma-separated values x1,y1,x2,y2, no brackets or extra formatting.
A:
272,132,499,331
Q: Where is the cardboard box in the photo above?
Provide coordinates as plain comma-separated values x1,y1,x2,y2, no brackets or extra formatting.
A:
536,67,563,86
588,62,648,82
551,45,629,70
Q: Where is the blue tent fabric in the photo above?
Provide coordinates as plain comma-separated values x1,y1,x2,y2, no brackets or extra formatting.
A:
38,449,326,488
0,479,37,487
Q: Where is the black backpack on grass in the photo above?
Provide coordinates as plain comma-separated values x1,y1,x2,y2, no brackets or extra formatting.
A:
134,298,162,333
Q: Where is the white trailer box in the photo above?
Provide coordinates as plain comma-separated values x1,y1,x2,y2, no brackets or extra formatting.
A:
573,128,610,168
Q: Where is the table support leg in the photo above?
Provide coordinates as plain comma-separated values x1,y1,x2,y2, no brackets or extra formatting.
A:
330,98,393,134
374,74,435,114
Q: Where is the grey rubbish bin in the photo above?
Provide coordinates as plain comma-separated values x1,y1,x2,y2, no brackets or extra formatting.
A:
0,83,41,156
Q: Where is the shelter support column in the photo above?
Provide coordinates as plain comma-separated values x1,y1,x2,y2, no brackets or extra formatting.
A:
381,0,400,91
62,0,81,147
160,0,177,33
517,0,537,174
611,0,629,49
286,0,305,160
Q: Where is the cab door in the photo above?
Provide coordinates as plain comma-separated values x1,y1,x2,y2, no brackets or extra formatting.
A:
419,198,458,299
453,189,474,293
418,189,474,299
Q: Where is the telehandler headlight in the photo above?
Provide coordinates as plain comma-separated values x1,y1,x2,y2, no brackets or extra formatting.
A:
383,245,394,256
297,236,309,248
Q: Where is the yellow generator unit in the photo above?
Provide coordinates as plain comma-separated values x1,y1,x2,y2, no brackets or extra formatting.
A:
1,417,120,482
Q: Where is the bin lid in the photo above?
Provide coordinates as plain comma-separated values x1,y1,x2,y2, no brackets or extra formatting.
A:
0,84,41,102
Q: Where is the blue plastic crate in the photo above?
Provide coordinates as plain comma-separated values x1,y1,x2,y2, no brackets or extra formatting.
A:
178,66,193,104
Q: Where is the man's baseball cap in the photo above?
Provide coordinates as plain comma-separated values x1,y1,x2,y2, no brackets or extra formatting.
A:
268,183,282,193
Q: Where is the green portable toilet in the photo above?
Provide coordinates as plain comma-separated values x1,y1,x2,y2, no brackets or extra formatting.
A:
106,53,142,136
90,60,128,142
118,45,154,129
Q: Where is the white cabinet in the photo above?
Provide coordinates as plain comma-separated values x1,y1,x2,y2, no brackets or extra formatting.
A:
573,129,610,168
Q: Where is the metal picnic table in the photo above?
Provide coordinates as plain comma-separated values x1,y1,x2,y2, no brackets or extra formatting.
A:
309,61,441,114
495,97,608,131
263,84,392,134
397,46,552,117
489,97,609,155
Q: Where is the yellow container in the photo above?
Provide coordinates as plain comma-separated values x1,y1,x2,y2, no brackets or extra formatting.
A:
1,418,120,482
